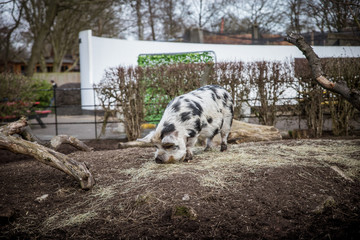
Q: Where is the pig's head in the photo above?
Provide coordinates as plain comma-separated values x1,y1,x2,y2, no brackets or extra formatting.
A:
138,130,186,164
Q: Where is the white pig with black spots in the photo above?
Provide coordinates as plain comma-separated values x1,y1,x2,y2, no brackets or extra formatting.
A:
138,85,234,164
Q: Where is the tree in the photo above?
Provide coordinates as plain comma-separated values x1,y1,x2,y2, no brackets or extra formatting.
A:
21,0,60,76
228,0,285,33
0,0,24,72
189,0,229,29
308,0,360,33
48,1,118,72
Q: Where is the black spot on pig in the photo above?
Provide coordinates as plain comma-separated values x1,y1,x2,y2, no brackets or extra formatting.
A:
229,104,234,117
194,119,202,132
187,129,196,138
188,102,202,116
191,93,202,99
208,86,221,99
211,128,219,139
180,112,192,122
223,92,229,102
193,101,203,113
172,101,181,112
207,117,213,124
161,122,176,139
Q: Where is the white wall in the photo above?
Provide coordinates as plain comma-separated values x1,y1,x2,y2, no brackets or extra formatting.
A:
79,29,360,109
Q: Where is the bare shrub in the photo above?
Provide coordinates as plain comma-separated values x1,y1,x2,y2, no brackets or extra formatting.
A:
96,59,359,139
324,58,360,136
295,58,360,136
213,62,250,119
95,66,145,141
295,59,324,137
247,61,295,126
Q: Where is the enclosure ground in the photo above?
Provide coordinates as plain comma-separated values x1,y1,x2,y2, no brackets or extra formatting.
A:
0,138,359,239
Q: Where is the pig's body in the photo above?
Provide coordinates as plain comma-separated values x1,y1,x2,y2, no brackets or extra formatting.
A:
139,85,234,163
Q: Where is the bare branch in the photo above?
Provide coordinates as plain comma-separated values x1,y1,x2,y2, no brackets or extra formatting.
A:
286,32,360,111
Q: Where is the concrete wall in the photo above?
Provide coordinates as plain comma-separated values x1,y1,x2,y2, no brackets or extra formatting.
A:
79,29,360,109
34,72,80,87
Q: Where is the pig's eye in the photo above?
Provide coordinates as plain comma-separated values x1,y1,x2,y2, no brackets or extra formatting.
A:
172,145,179,150
163,144,174,150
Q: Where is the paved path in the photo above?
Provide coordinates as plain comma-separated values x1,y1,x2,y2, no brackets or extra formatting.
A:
29,114,152,140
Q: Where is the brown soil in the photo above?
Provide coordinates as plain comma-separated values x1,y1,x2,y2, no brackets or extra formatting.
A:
1,138,359,239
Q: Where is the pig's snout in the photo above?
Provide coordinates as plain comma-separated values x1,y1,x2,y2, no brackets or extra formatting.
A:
155,157,163,164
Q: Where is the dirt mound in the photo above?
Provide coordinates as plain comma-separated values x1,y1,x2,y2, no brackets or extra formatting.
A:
1,139,359,239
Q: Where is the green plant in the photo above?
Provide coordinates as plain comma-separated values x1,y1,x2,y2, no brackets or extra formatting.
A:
31,78,53,108
138,51,214,124
0,73,51,118
137,51,215,67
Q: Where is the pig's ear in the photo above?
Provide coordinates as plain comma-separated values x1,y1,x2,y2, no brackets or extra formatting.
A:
161,131,178,147
137,131,156,143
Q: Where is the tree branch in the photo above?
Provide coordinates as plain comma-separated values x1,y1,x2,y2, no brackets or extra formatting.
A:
286,32,360,111
0,118,95,190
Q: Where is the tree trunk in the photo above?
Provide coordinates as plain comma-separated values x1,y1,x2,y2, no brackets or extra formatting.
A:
0,118,95,190
136,0,144,40
147,0,156,40
25,1,59,77
285,32,360,111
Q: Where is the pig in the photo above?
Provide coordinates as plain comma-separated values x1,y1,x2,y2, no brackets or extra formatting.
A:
138,85,234,164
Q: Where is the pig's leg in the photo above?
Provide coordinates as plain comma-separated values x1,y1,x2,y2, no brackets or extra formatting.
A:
185,137,197,161
220,131,229,151
204,138,213,151
220,118,232,152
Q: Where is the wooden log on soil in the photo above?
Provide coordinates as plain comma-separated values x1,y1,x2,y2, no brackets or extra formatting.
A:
51,135,93,152
118,140,154,149
0,117,95,190
120,120,282,148
212,120,282,144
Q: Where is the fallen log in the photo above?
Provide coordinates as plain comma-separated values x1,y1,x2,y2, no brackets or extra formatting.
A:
0,118,95,190
121,120,282,148
118,140,154,149
211,120,282,145
51,135,93,152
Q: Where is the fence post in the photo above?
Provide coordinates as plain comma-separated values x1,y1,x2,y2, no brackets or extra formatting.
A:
93,88,98,139
54,87,58,136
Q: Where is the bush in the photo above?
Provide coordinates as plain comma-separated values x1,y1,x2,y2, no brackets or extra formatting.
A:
0,73,52,118
95,66,145,141
295,58,360,136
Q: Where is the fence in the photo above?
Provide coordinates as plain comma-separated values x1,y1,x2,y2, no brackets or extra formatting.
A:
1,86,359,141
2,59,360,140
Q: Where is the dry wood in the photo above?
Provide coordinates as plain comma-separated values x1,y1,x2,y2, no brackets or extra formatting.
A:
0,118,95,190
118,140,154,149
212,120,282,144
51,135,93,152
285,32,360,111
124,120,282,149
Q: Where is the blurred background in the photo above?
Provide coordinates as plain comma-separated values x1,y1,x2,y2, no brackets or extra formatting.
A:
0,0,359,140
